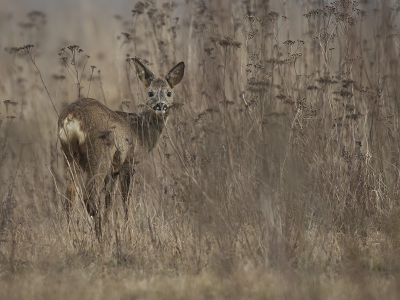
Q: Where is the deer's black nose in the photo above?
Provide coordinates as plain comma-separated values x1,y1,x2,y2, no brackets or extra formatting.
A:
153,103,167,112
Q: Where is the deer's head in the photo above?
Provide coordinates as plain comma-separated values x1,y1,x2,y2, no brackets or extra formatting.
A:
133,58,185,116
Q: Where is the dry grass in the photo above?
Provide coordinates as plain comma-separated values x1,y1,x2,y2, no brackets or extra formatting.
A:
1,0,400,298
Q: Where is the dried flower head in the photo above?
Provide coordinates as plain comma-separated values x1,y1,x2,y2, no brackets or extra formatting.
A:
210,36,241,48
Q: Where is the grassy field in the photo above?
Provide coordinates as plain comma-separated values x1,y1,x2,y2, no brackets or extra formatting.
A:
1,0,400,298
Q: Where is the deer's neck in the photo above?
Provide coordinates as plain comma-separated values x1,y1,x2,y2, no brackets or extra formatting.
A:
139,110,169,151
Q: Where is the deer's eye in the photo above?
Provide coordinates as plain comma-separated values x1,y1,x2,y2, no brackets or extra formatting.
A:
167,91,172,97
148,91,154,97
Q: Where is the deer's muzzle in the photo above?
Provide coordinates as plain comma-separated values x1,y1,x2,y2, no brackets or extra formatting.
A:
153,103,168,113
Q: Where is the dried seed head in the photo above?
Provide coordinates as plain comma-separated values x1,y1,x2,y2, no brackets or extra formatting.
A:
243,29,259,40
132,1,148,15
210,36,241,48
265,11,280,24
243,15,258,25
247,78,270,92
204,48,214,55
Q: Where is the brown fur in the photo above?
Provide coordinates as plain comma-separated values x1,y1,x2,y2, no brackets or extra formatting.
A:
58,59,184,238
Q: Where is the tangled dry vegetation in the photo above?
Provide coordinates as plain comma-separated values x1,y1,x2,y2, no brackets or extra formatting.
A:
1,0,400,298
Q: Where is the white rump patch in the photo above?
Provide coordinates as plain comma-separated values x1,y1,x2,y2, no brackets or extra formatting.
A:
59,114,86,144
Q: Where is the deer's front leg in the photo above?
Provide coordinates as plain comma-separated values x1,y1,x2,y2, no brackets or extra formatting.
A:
120,161,135,221
103,166,120,227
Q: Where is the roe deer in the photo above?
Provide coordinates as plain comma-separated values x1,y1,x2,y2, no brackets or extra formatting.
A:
58,58,185,237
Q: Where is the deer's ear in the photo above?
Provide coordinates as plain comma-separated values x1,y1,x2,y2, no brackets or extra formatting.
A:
166,62,185,88
133,58,155,87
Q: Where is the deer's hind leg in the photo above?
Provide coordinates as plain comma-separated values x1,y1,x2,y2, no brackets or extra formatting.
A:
83,142,115,239
84,167,110,239
63,156,77,224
